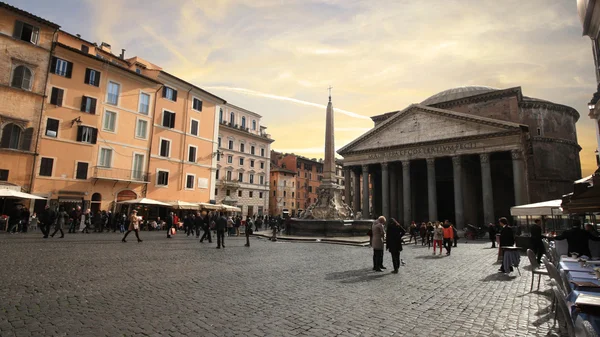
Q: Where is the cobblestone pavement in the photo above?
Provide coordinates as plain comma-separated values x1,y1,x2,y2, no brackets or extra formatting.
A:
0,232,564,337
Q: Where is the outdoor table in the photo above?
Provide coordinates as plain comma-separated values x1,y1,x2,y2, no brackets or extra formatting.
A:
569,271,599,281
500,246,520,275
560,261,596,272
573,293,600,335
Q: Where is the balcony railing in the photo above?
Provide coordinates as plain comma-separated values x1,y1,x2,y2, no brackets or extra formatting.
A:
92,166,149,183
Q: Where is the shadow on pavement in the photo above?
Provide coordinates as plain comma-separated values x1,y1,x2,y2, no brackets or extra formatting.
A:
325,268,393,283
480,273,518,282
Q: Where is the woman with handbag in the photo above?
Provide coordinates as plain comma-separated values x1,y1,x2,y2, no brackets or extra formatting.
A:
121,210,142,243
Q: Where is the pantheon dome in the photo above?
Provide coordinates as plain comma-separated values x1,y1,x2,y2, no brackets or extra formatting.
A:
421,86,499,105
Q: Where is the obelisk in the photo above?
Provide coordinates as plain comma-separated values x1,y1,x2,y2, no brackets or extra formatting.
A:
322,87,336,187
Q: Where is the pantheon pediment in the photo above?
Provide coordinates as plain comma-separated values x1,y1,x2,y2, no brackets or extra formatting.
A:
339,104,526,154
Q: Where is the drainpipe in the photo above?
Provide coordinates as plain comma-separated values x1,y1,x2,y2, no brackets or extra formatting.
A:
29,28,59,200
179,86,193,192
144,84,164,197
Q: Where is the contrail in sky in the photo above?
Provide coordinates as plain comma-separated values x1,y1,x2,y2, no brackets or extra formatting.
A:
204,86,370,120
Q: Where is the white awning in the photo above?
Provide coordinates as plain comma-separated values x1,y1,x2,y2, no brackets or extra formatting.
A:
0,188,46,200
198,202,221,210
118,198,170,206
222,205,241,212
510,199,563,217
168,201,200,210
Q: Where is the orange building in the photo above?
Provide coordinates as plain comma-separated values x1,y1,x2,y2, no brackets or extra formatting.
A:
269,165,296,217
0,3,59,195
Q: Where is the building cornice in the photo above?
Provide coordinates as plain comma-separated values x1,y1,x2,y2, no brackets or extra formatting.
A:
219,122,275,144
429,87,522,110
0,2,60,28
519,101,580,121
225,103,262,118
532,136,582,151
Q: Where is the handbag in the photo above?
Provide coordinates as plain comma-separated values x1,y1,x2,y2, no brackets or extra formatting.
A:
170,227,176,235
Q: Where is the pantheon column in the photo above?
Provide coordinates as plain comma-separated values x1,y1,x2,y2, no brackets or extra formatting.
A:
344,168,352,207
480,153,495,225
353,169,361,214
362,164,370,219
402,161,411,226
389,165,398,220
452,156,464,229
426,158,437,221
381,163,390,220
511,150,528,206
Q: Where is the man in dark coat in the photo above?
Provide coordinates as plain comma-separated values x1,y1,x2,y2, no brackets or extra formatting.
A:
40,205,56,238
166,212,174,238
386,218,406,273
498,217,515,273
215,212,227,249
200,213,212,243
488,223,497,248
530,219,545,264
550,219,600,257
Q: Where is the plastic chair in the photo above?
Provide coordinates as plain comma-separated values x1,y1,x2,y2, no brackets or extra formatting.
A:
551,280,574,337
527,249,549,291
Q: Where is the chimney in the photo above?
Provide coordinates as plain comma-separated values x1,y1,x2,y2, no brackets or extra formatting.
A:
120,49,125,59
100,42,111,53
76,34,81,38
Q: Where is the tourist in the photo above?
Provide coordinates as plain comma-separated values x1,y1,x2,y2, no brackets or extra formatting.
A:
433,222,444,255
69,206,81,233
93,210,103,232
409,221,418,245
426,222,434,248
419,222,427,246
255,216,262,232
166,212,175,238
235,216,242,236
548,219,600,257
216,212,227,249
184,213,195,237
40,205,56,239
245,216,252,247
530,219,544,264
488,222,497,248
50,206,67,238
585,223,599,237
29,212,38,232
498,217,515,273
20,207,30,232
386,218,405,273
372,216,386,272
121,210,142,243
200,213,212,243
442,221,454,256
80,209,90,233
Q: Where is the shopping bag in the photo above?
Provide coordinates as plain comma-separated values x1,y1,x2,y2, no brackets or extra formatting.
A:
170,227,176,235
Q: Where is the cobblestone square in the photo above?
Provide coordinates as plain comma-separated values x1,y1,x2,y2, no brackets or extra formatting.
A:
0,233,563,337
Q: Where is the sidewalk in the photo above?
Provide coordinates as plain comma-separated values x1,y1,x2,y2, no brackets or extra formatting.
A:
252,230,370,246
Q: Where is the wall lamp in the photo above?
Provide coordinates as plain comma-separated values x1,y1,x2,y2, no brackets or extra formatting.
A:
70,117,82,127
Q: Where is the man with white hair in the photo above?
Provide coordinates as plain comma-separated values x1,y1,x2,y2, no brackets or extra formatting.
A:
372,216,386,272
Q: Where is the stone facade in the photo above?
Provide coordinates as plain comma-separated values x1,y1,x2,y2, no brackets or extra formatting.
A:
215,103,273,217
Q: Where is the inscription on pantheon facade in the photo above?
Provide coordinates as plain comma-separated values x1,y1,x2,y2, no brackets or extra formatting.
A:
367,142,477,160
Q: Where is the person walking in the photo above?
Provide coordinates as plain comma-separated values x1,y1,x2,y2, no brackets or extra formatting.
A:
386,218,406,273
200,213,213,243
122,210,142,243
372,216,386,272
80,209,90,233
433,222,444,255
408,222,418,245
530,219,545,264
166,212,175,239
245,216,252,247
419,222,427,246
50,206,67,238
216,212,227,249
426,222,434,249
488,222,497,248
184,213,195,237
69,206,80,233
442,221,454,256
40,205,56,239
194,212,203,238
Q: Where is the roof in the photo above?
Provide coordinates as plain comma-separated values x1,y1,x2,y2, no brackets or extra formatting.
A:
55,42,162,85
421,86,499,105
271,167,296,175
0,1,60,29
226,103,262,118
160,71,226,104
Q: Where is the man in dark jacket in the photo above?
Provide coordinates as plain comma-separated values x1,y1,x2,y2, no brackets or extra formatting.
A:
488,223,497,248
550,219,600,257
386,218,406,273
166,212,174,238
498,217,515,273
40,205,56,238
215,213,227,249
200,213,212,243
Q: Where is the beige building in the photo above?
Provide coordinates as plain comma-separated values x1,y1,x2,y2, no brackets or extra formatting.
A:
216,103,273,217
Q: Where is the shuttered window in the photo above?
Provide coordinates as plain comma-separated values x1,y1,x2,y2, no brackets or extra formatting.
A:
162,111,175,128
50,87,64,106
162,87,177,101
75,162,89,180
13,20,39,44
76,126,98,144
0,169,8,181
192,98,202,111
50,57,73,78
159,139,170,157
157,171,169,186
84,68,101,87
45,118,59,138
80,96,97,114
39,158,54,177
186,174,194,189
190,119,199,136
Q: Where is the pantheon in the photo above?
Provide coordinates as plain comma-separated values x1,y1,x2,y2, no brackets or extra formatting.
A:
338,86,581,228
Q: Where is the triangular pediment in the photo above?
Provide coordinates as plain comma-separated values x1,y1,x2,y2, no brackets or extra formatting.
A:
339,104,524,154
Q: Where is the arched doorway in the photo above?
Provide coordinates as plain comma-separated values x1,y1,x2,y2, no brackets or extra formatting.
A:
90,193,102,214
115,190,137,214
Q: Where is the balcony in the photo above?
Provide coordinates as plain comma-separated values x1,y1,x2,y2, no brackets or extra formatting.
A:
216,178,240,189
92,166,149,183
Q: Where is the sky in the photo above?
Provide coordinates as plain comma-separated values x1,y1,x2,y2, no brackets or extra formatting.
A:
12,0,599,175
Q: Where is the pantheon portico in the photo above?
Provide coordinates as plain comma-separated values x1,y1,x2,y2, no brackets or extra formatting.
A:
338,86,581,229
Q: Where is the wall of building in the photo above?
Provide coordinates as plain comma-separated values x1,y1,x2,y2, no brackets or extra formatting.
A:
269,170,296,216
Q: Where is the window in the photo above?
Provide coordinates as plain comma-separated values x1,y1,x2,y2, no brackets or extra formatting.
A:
188,146,197,163
227,155,233,164
284,191,287,197
218,137,222,148
190,119,199,136
11,65,32,90
139,93,150,115
216,170,219,179
160,139,171,157
250,160,255,168
219,108,223,123
0,169,8,181
238,172,243,182
228,140,233,150
13,20,39,44
186,174,195,189
259,192,263,199
157,170,169,186
537,128,541,136
239,158,244,165
107,81,120,105
50,87,64,106
252,120,256,130
241,117,246,128
261,148,265,157
308,186,313,193
84,68,101,87
135,119,148,139
103,111,117,132
238,190,242,197
273,191,276,197
162,86,177,101
80,96,97,114
77,126,97,144
215,188,218,196
192,97,202,111
240,143,245,152
229,112,235,124
45,118,59,138
39,158,53,177
260,176,264,185
249,191,253,198
75,162,88,180
217,152,221,161
226,189,230,196
0,124,32,151
292,192,295,198
162,110,176,128
260,162,265,169
135,68,141,74
226,171,232,181
81,45,89,53
251,146,255,155
132,154,144,180
51,57,73,78
249,174,254,184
